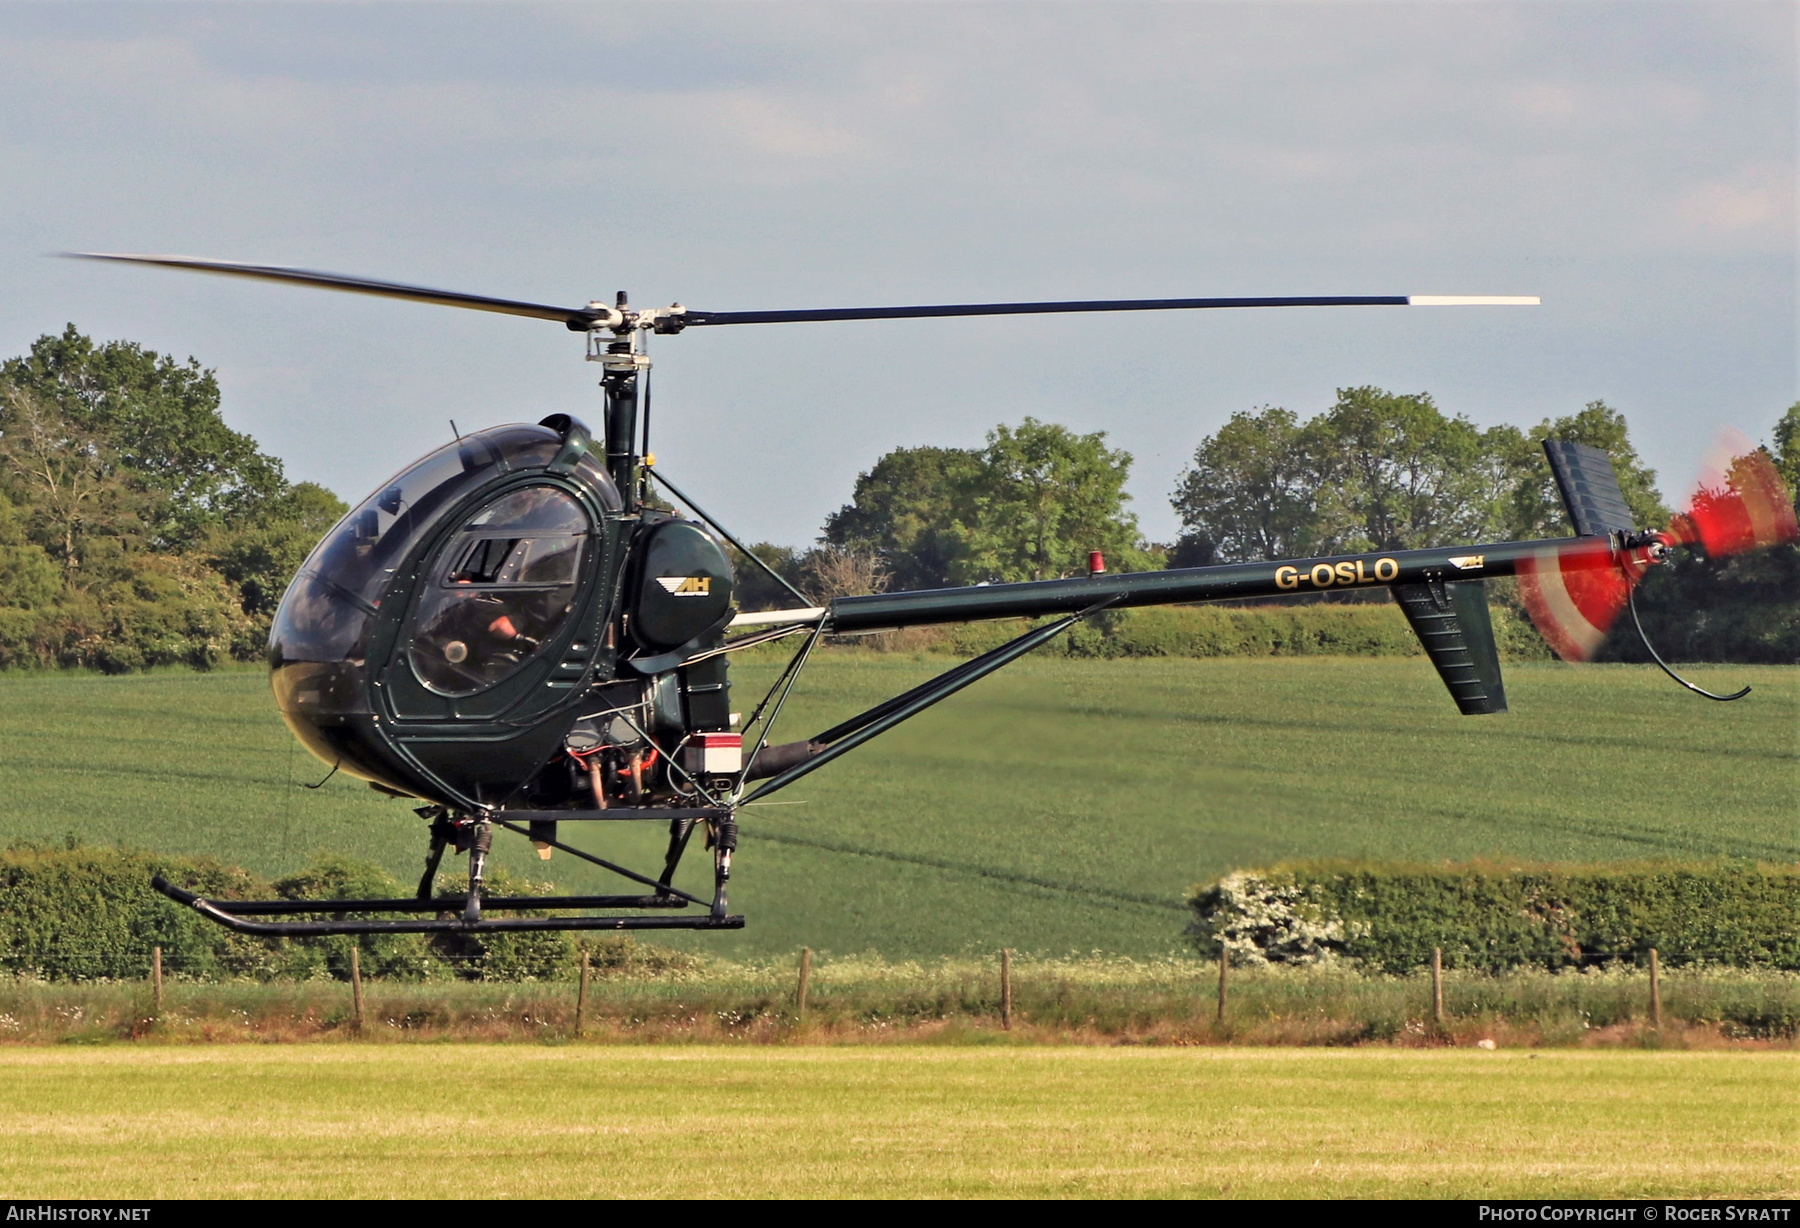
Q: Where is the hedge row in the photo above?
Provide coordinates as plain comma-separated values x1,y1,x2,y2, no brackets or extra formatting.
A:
1187,862,1800,973
0,843,687,982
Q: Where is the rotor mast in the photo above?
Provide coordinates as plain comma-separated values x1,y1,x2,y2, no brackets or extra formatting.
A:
588,291,652,507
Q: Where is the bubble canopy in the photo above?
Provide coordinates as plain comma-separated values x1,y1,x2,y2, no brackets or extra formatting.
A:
267,422,619,783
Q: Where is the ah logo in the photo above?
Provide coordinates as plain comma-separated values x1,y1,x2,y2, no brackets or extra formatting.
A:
656,576,711,597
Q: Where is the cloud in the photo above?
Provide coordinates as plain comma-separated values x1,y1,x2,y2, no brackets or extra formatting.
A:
1671,164,1794,242
0,2,1790,545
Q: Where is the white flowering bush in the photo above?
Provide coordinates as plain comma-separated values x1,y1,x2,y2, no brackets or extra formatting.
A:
1187,871,1364,966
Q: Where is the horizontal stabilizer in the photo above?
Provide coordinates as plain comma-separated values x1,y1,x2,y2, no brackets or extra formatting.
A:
1543,440,1636,538
1394,580,1508,715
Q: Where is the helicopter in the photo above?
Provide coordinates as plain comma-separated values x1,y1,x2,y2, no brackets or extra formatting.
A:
68,253,1798,938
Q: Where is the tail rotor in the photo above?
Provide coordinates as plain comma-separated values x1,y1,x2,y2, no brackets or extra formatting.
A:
1517,435,1796,695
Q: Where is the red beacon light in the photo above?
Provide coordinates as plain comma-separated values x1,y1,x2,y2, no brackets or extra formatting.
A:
1087,550,1106,576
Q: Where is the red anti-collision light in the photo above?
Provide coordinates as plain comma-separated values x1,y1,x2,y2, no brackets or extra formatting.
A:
1088,551,1106,575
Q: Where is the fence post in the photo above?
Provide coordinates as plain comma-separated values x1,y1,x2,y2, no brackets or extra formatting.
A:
1000,949,1013,1030
1216,948,1229,1024
1432,947,1444,1027
150,945,163,1018
575,947,589,1038
797,947,812,1020
1649,947,1662,1028
349,945,364,1034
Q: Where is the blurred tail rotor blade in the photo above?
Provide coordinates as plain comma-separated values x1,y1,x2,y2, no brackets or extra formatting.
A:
1669,437,1798,558
1516,540,1637,662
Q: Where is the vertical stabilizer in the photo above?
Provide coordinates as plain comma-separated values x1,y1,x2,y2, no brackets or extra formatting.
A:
1394,580,1508,715
1543,440,1636,537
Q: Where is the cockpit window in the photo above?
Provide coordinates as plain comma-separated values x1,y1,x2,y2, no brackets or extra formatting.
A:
467,486,590,533
289,425,617,616
408,486,591,696
269,420,618,724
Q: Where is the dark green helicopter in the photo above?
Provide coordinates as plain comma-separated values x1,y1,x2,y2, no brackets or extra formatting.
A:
71,254,1792,939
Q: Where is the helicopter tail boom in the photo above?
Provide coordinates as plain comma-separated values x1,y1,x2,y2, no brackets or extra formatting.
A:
819,542,1538,717
823,540,1551,633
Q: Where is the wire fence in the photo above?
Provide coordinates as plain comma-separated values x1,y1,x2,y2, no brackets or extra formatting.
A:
4,942,1797,1046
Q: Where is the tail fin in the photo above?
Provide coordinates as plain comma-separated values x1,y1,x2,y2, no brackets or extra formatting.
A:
1520,439,1644,662
1394,580,1508,714
1542,439,1636,537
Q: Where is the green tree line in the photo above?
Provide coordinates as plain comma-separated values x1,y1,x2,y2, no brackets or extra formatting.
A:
750,388,1800,663
1170,388,1668,562
0,328,1793,667
0,326,345,670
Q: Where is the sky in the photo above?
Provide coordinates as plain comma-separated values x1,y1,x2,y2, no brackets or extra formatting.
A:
1,1,1793,546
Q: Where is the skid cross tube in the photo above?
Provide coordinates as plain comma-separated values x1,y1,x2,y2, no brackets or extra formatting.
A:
501,807,729,823
492,819,712,908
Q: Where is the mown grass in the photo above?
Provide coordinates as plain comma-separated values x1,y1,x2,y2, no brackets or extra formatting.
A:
3,958,1794,1047
0,1045,1790,1197
0,656,1793,958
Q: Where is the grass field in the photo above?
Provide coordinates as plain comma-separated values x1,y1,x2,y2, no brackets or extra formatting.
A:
0,1046,1790,1197
0,655,1794,958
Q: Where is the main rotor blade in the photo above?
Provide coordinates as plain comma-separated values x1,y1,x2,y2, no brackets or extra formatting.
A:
67,253,606,328
679,294,1538,327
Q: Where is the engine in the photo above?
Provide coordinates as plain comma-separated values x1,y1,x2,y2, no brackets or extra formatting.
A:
518,513,742,812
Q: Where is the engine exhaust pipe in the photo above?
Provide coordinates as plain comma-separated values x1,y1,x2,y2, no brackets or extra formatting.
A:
743,739,825,782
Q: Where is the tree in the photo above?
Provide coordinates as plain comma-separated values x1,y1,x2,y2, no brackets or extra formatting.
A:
1505,401,1669,538
1172,392,1523,562
0,494,58,609
1175,392,1671,563
729,542,806,611
0,327,347,668
0,325,287,544
950,418,1145,583
0,385,167,585
799,544,890,600
1771,402,1800,511
823,445,981,591
1170,407,1315,562
822,421,1149,588
1164,532,1218,569
207,482,348,618
1307,387,1494,554
0,491,63,668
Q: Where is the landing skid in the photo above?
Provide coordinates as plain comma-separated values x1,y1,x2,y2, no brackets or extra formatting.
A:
150,878,743,934
153,803,742,936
